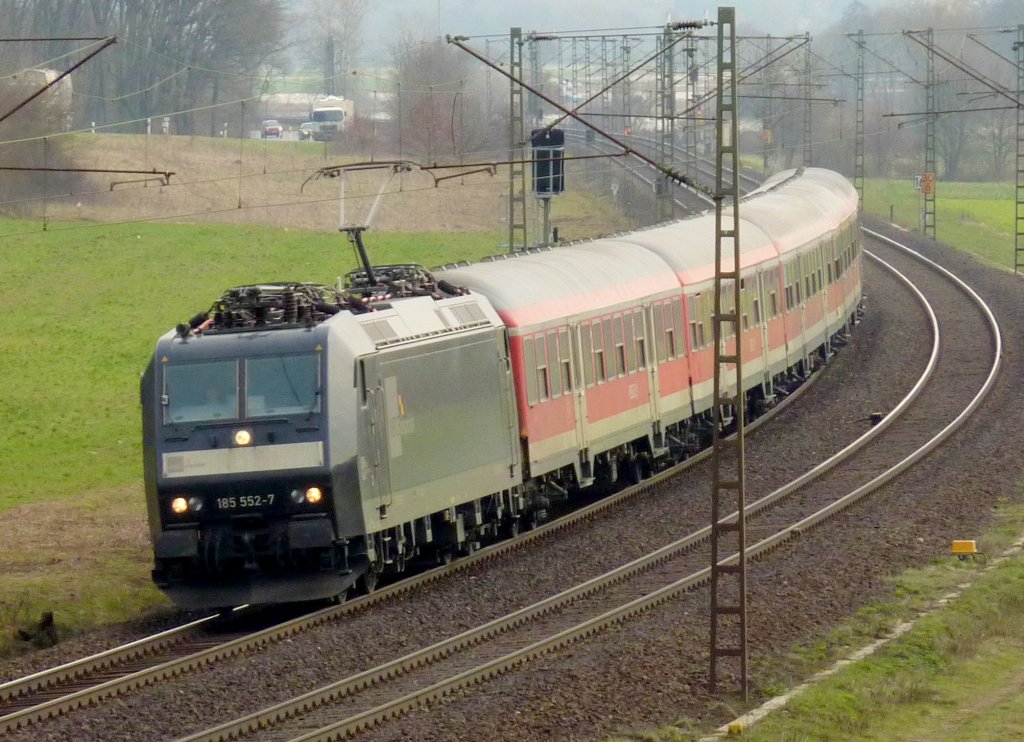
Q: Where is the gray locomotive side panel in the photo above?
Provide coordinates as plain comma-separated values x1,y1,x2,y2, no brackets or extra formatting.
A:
360,328,519,531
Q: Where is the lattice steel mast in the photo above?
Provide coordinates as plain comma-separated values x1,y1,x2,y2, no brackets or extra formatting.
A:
854,30,865,208
508,28,528,252
924,27,937,239
709,5,747,700
1016,24,1024,274
655,26,676,221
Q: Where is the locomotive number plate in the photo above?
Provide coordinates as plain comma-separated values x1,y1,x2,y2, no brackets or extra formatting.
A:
216,494,275,510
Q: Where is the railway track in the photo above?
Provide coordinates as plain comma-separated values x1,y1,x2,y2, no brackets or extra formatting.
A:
2,227,997,742
0,350,826,738
0,342,830,737
0,608,324,734
167,229,1001,742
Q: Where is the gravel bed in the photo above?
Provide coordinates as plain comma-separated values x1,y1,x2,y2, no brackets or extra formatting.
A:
5,221,1020,741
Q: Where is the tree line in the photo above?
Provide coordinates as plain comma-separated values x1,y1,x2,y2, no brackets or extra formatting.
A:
2,0,286,136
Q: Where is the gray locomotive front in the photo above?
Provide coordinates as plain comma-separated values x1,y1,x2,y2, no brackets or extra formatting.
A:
142,289,520,609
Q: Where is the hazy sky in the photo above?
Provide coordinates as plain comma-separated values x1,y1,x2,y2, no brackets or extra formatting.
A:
369,0,848,45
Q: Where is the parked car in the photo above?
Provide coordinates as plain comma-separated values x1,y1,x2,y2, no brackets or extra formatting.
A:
261,119,283,139
298,122,317,140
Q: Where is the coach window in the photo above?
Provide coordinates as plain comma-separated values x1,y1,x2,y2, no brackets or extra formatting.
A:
688,296,698,351
671,297,684,356
635,309,647,369
784,261,794,310
623,313,637,373
581,324,595,388
653,304,667,363
592,320,607,383
601,318,615,380
606,317,622,378
690,294,707,349
545,332,560,398
523,336,539,405
536,335,550,401
558,329,572,394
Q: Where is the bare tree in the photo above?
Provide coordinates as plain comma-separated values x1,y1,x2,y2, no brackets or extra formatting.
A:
388,34,503,162
3,0,287,134
298,0,367,97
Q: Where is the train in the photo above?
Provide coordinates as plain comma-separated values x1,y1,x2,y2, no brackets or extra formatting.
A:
141,166,862,610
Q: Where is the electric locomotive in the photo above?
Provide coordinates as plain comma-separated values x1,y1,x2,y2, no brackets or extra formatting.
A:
142,271,523,609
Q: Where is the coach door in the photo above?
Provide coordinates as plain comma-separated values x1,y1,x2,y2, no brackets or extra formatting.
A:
498,329,520,474
755,271,771,393
641,304,662,425
570,321,590,454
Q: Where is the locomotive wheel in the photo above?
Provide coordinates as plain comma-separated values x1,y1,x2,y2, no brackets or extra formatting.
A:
622,454,646,485
357,566,379,595
504,517,520,539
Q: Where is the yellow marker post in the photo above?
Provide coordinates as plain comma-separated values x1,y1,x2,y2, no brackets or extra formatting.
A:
952,540,978,561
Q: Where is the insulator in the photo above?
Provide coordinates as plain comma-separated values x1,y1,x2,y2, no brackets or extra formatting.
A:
283,289,297,323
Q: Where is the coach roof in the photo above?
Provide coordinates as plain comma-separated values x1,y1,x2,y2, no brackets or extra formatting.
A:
436,240,679,328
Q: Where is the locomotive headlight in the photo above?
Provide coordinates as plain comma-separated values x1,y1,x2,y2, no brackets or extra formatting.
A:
234,429,253,446
290,487,324,505
188,496,204,512
170,496,189,515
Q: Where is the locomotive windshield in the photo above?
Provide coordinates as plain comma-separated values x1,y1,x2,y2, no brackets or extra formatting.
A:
164,360,239,423
162,354,319,424
245,354,320,416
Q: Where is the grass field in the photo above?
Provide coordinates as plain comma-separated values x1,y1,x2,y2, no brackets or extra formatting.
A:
0,220,502,511
0,219,506,649
863,178,1019,270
